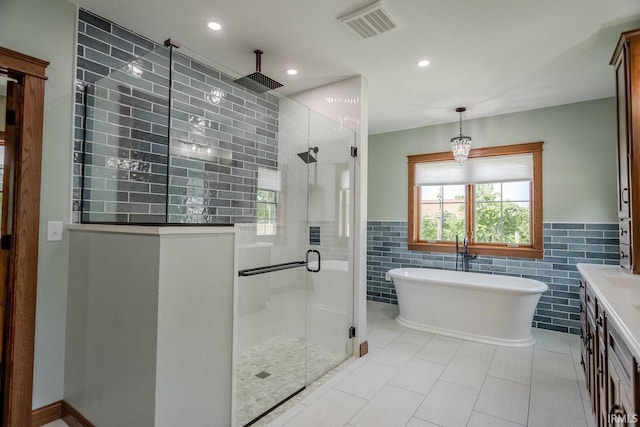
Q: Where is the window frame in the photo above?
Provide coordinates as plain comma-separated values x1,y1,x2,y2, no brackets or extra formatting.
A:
256,188,278,236
408,142,543,259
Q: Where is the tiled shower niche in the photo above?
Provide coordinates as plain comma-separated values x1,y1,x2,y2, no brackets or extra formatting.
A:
74,10,280,224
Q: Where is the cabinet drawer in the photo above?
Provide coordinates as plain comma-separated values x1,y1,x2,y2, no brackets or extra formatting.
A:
619,219,631,246
620,243,631,270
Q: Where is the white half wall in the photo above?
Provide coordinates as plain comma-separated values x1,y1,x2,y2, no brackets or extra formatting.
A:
66,226,235,426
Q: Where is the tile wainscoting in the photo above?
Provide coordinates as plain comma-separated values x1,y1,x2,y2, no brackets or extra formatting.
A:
367,221,620,334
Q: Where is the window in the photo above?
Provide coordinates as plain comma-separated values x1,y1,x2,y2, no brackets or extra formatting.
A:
408,142,543,258
256,189,277,236
420,184,465,241
257,167,280,236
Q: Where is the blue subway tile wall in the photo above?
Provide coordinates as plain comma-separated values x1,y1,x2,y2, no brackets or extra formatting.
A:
73,9,279,223
367,221,620,335
309,226,321,245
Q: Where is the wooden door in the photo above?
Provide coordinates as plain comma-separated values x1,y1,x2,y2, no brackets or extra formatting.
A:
0,76,17,411
0,47,48,427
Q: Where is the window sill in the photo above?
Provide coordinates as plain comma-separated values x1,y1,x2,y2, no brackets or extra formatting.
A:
407,242,544,259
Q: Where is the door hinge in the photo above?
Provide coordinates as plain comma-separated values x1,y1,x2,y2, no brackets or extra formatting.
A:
350,146,358,158
6,110,16,126
348,326,356,339
1,235,11,250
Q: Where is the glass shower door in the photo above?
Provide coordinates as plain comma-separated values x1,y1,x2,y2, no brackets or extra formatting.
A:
235,97,310,426
234,101,356,426
305,111,355,383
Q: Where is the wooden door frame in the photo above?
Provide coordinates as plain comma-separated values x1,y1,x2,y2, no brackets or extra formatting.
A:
0,46,48,427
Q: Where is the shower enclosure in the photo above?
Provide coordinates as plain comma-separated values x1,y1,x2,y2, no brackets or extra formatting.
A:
75,40,355,426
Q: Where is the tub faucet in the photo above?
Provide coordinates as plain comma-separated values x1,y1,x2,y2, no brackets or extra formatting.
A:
455,236,477,272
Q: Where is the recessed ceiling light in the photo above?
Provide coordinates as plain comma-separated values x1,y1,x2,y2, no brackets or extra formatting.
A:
286,69,298,75
417,60,430,68
207,21,222,31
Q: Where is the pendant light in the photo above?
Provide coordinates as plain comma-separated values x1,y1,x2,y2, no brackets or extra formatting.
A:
451,107,472,165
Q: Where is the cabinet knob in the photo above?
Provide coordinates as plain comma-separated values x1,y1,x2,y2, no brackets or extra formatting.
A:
621,228,628,236
597,316,603,326
621,251,629,259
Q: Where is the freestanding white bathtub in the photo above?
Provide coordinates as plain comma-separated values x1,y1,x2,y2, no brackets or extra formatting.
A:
388,268,548,347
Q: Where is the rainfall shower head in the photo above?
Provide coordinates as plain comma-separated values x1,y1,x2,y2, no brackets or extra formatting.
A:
298,147,319,164
234,50,283,93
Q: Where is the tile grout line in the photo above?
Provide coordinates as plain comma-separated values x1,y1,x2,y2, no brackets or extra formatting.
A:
571,341,595,425
526,344,536,426
344,328,435,425
472,408,527,426
465,345,497,427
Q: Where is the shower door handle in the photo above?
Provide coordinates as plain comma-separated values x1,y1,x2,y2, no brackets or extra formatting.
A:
306,250,321,273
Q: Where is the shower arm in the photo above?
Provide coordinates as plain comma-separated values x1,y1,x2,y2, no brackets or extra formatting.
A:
254,49,262,73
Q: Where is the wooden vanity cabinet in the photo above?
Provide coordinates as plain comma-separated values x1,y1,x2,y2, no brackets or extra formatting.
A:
580,277,640,426
612,29,640,273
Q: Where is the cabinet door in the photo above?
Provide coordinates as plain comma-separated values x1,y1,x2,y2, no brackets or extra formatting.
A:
608,370,637,427
609,359,622,426
615,46,631,219
620,386,638,426
588,313,597,412
597,314,607,426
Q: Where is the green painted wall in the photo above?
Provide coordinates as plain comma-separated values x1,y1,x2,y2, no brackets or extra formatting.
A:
0,0,76,408
368,98,618,223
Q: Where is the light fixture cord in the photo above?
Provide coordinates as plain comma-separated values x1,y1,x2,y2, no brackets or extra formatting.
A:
459,112,463,137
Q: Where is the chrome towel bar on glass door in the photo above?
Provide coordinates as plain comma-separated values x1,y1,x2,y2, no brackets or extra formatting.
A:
238,261,307,277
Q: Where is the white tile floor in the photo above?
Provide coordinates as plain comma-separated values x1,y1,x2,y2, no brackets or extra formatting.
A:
41,301,596,427
267,301,596,427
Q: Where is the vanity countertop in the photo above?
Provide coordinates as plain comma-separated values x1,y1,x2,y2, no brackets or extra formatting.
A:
577,263,640,361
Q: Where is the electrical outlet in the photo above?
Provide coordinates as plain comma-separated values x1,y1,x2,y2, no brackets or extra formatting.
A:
47,221,63,242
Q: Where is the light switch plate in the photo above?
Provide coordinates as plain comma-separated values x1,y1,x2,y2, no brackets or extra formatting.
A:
47,221,63,241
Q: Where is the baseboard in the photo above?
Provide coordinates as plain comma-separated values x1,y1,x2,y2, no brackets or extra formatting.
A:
62,401,94,427
32,401,62,427
32,400,94,427
359,340,368,357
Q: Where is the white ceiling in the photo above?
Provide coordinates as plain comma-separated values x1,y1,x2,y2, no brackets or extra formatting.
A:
69,0,640,134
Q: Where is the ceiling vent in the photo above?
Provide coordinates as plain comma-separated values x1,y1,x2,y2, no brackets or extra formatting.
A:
338,1,399,39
